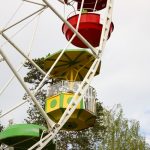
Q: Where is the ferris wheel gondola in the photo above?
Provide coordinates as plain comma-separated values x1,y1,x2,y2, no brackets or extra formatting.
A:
43,49,100,130
0,0,114,149
64,0,107,12
62,13,114,48
0,124,56,149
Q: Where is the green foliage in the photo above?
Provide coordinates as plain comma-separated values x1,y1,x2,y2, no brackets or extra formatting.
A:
24,58,45,86
23,58,105,149
99,104,150,150
23,57,150,150
24,89,47,126
24,57,60,87
55,101,105,150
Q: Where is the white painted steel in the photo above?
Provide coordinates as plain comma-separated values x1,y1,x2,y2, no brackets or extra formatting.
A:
1,7,46,33
0,55,3,62
38,0,84,88
29,57,100,150
0,14,40,96
0,2,84,120
0,100,28,119
1,33,47,76
47,80,96,113
23,0,46,6
0,48,55,128
42,0,98,57
0,15,44,118
3,1,24,30
28,0,114,148
0,0,114,148
98,0,114,52
0,64,23,96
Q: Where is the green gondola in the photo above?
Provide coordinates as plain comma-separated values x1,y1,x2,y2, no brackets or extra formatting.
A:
0,124,56,150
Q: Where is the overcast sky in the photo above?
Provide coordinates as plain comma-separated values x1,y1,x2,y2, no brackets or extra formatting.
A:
0,0,150,144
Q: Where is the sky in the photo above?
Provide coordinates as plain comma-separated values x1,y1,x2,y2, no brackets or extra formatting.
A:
0,0,150,144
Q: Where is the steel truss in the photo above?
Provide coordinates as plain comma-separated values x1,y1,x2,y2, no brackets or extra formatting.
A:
0,0,114,149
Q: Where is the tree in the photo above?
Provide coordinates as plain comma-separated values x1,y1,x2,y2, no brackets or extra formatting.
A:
23,57,150,150
0,112,4,149
0,124,3,133
99,104,150,150
0,111,3,132
55,101,105,150
23,58,105,149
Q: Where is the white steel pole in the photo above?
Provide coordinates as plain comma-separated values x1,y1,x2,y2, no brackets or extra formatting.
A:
23,0,46,6
0,28,77,119
29,0,114,148
1,7,46,33
42,0,98,57
98,0,113,53
0,100,28,118
0,48,55,128
0,64,23,96
29,58,100,150
0,55,3,62
1,33,46,76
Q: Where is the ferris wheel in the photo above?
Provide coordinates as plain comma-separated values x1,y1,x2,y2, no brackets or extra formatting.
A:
0,0,114,149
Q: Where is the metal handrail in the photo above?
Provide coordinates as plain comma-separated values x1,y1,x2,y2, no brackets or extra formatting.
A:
47,80,96,114
67,9,99,19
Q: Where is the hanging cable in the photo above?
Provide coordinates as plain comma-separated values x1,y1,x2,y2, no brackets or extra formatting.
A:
0,0,84,120
0,64,23,96
0,0,24,63
23,0,46,6
3,1,24,29
0,11,42,97
0,55,3,62
26,10,42,56
2,7,46,33
0,9,44,48
33,0,85,93
69,3,77,15
63,0,66,18
0,11,43,96
76,0,85,30
93,0,99,12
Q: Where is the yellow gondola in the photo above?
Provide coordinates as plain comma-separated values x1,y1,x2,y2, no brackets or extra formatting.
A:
44,49,100,81
43,49,100,130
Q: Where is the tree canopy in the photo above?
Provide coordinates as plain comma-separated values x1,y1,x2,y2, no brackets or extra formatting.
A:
99,105,150,150
23,58,105,149
23,58,150,150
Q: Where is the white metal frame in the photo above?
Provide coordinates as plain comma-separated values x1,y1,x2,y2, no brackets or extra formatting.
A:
0,0,84,120
0,0,114,149
0,47,55,128
47,80,96,113
0,4,56,129
29,0,114,149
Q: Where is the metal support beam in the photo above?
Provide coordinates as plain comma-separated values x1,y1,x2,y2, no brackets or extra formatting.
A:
29,57,101,150
23,0,46,6
1,7,46,33
1,33,46,76
42,0,98,57
0,54,3,62
0,48,55,128
29,0,114,148
98,0,114,53
0,100,28,118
